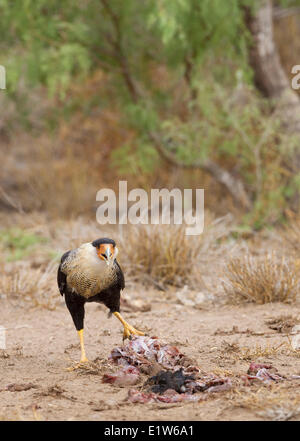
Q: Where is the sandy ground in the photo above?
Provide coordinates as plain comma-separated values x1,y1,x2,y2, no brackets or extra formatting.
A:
1,291,300,421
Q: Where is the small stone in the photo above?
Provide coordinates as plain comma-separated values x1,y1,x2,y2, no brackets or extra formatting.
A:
101,329,111,336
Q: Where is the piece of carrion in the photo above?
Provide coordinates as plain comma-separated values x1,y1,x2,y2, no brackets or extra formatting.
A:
102,365,140,386
243,362,286,385
109,336,185,372
146,368,195,394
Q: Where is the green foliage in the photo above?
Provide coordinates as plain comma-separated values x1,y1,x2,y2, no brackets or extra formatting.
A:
111,142,159,176
0,228,47,261
0,0,251,97
148,0,249,69
0,1,92,96
126,102,159,133
0,0,299,228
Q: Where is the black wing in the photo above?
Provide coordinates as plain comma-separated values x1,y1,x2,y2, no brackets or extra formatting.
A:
114,260,125,291
57,250,71,296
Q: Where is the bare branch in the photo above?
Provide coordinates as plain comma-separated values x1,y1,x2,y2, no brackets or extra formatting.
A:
100,0,139,102
183,54,197,101
148,132,251,209
244,0,300,183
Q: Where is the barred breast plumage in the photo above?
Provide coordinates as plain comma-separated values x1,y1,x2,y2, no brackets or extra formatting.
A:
60,242,118,299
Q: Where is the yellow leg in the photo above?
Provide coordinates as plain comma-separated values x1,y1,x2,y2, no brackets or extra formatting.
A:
66,329,89,371
78,329,89,363
113,312,144,341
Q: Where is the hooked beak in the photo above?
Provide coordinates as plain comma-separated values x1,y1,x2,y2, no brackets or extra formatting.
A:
104,247,113,265
97,243,116,265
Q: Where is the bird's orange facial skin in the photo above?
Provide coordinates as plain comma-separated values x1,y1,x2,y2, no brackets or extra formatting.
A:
97,243,114,261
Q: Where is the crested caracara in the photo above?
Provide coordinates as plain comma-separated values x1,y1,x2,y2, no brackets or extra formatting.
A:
57,238,144,364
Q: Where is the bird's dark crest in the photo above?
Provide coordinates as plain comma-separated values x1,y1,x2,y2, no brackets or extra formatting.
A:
92,238,116,248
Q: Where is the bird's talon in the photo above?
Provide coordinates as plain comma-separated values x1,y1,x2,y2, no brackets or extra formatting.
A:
122,324,144,342
66,363,81,372
66,357,90,371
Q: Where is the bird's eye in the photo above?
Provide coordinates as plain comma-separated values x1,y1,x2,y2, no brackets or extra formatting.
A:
101,253,107,259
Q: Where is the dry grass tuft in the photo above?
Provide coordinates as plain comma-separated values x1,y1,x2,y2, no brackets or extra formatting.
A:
117,213,233,288
0,263,58,310
238,342,286,361
222,253,299,304
118,223,203,288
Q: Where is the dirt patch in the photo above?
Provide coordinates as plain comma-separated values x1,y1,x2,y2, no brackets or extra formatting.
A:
1,296,300,420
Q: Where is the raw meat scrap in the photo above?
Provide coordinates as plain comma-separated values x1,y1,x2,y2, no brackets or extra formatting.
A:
245,362,285,384
102,365,140,386
109,336,184,371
